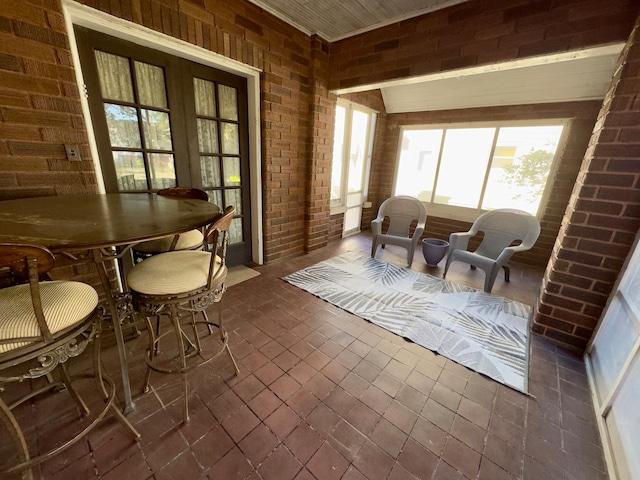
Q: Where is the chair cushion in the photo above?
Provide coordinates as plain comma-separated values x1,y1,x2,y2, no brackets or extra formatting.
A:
127,250,226,296
133,229,204,254
0,281,99,354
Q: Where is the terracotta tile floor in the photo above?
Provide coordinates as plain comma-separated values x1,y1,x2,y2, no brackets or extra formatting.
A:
4,233,607,479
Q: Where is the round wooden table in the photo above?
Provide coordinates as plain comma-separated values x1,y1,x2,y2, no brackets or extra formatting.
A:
0,193,221,412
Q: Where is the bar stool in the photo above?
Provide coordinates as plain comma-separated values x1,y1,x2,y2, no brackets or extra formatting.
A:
127,206,239,423
0,244,140,479
132,187,210,263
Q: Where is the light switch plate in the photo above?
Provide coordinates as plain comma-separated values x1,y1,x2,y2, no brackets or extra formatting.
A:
64,144,81,162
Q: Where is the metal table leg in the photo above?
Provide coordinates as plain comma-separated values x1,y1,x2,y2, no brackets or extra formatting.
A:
93,248,135,413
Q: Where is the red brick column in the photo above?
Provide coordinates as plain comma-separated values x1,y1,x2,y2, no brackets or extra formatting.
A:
304,35,334,252
533,15,640,350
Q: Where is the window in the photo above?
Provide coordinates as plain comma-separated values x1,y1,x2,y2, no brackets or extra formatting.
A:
331,100,376,234
394,122,565,220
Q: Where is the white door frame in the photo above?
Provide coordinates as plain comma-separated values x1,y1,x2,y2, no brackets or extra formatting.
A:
62,0,264,264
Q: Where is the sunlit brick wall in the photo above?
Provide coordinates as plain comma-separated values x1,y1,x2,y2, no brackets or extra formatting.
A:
533,17,640,350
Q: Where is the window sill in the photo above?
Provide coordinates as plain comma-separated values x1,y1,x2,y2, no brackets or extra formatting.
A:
330,205,347,215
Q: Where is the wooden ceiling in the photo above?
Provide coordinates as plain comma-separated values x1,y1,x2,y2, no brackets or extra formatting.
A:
246,0,468,41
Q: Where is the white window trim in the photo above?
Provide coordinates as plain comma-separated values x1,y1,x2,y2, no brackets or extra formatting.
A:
392,118,570,223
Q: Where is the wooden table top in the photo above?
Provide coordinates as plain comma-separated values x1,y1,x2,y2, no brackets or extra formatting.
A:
0,193,221,252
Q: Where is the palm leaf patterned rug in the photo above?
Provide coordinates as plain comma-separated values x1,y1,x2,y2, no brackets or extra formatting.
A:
283,252,531,393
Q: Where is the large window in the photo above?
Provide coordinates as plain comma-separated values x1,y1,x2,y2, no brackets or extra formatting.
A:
394,122,565,220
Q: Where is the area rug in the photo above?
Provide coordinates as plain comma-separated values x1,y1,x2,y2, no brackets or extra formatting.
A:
282,252,531,393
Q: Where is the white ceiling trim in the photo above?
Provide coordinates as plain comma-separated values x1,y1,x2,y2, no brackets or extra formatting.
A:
334,44,624,95
332,44,624,114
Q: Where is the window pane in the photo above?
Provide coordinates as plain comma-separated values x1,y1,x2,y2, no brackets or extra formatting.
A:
141,109,172,150
148,153,176,189
134,61,167,108
218,85,238,120
221,122,239,154
331,105,346,202
104,104,141,148
197,119,219,153
95,51,134,103
194,78,216,117
482,126,563,214
201,156,221,187
435,128,495,208
114,151,146,191
223,157,241,186
225,189,242,215
347,110,369,193
394,129,443,202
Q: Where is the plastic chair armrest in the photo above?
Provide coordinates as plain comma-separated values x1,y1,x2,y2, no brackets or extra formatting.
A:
495,246,518,265
371,217,383,236
449,231,473,251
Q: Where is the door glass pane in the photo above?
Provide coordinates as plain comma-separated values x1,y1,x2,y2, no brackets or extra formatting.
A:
331,105,346,202
135,61,167,108
218,85,238,120
209,189,223,208
483,126,563,215
344,206,361,232
347,110,368,193
114,151,146,191
224,189,242,215
229,217,243,244
148,153,176,189
223,157,241,186
201,156,221,187
141,109,172,150
104,104,141,148
221,123,239,154
95,51,134,102
435,128,495,208
606,354,640,480
197,119,219,153
394,129,443,202
590,298,639,402
194,78,216,117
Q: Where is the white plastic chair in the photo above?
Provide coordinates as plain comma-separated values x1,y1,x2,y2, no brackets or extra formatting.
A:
443,208,541,293
371,196,427,266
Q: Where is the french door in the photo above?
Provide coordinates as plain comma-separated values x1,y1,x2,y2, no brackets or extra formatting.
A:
586,234,640,480
74,27,251,265
331,100,376,236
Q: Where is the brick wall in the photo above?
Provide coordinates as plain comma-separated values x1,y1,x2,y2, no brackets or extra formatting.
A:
533,17,640,350
0,0,327,264
0,0,98,200
329,0,639,91
373,101,602,269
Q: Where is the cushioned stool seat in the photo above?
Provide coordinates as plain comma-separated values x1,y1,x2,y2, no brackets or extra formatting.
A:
0,281,98,354
127,251,225,295
133,229,205,256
